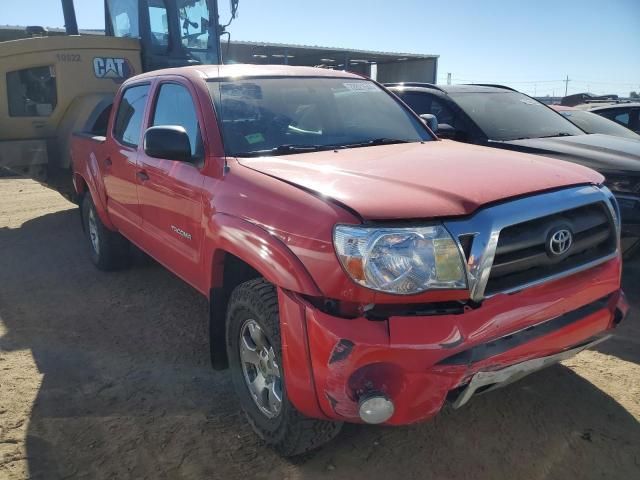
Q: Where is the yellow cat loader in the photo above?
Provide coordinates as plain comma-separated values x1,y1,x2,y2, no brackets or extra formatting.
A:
0,0,236,199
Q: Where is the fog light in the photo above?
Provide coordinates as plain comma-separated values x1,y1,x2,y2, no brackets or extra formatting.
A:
358,394,395,424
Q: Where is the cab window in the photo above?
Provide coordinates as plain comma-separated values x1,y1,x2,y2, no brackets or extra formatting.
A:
113,84,150,147
6,66,57,117
180,0,211,50
148,0,169,48
152,83,203,159
107,0,140,38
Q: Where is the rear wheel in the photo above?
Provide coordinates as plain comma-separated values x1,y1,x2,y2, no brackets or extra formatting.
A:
81,195,130,270
226,278,342,456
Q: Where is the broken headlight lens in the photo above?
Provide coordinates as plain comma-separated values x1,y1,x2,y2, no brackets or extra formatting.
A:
333,225,467,295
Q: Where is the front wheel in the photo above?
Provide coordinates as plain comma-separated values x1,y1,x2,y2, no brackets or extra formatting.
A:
226,278,342,456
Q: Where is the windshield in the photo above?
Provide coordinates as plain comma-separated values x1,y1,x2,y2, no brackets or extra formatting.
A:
558,110,640,140
208,77,432,157
450,91,584,141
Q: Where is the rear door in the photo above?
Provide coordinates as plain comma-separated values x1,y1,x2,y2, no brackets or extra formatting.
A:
104,83,149,236
136,80,206,283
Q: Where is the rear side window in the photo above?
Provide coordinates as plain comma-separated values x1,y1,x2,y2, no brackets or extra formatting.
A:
6,66,57,117
599,109,631,127
113,84,149,146
152,83,203,158
559,110,638,139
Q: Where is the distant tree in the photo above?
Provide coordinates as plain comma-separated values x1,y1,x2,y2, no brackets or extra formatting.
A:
631,91,639,99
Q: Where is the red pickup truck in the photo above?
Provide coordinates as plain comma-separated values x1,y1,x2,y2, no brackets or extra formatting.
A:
70,64,628,456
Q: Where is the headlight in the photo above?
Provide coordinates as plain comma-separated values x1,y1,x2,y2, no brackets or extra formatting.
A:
333,225,467,295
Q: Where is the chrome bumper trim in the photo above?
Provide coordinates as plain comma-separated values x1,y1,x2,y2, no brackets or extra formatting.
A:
451,334,612,409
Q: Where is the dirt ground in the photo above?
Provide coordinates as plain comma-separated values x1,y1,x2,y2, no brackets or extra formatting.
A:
0,178,638,480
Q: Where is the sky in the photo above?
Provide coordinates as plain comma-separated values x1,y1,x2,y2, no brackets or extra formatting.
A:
3,0,639,97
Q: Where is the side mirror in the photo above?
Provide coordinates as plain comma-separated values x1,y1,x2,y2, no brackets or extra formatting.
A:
144,126,192,162
436,123,457,139
420,113,439,132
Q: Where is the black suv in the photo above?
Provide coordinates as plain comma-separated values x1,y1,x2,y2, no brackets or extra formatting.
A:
386,83,640,256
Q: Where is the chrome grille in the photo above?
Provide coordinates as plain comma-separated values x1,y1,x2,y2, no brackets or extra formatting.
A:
485,202,616,295
444,186,620,301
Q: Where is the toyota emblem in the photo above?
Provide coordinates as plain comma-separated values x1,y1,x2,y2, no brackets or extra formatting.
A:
548,228,573,256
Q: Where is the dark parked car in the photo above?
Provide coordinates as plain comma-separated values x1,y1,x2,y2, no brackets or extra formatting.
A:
579,103,640,135
551,105,640,140
386,83,640,256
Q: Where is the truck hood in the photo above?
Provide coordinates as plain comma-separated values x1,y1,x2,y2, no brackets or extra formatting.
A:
237,141,603,220
495,133,640,175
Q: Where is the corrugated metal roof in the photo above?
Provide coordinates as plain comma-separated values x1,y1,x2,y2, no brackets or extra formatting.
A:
230,40,438,59
0,25,436,60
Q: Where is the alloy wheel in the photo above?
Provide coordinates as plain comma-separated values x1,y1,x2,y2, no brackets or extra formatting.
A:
239,319,283,418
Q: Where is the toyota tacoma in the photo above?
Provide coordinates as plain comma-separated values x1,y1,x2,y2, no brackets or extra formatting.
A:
70,65,628,456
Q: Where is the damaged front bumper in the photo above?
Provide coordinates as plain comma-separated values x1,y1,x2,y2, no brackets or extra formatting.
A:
449,334,611,409
278,259,629,426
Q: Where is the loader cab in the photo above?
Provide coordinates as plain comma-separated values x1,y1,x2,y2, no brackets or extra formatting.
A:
0,0,233,198
105,0,222,70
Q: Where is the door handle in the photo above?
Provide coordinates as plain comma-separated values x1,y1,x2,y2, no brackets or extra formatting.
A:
136,170,149,182
104,157,112,168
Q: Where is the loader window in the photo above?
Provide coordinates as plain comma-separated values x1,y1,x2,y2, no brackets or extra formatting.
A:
179,0,211,50
107,0,140,38
148,0,169,48
7,66,57,117
113,84,150,147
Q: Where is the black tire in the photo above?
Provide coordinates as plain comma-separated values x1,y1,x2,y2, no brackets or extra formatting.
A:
81,194,131,271
226,278,342,456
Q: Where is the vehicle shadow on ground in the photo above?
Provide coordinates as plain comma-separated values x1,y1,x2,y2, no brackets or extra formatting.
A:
0,209,639,480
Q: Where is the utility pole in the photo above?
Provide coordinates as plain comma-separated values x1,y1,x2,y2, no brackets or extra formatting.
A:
447,73,452,85
564,75,570,96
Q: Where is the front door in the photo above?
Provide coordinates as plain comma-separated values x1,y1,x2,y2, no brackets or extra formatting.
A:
136,80,206,285
103,83,149,237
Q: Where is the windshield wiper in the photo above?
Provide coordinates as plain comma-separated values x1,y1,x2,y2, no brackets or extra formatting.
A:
537,132,575,138
335,138,412,149
502,132,575,141
235,144,335,157
235,139,413,157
